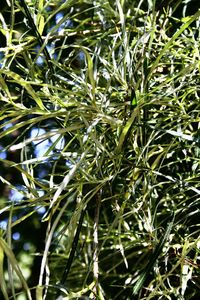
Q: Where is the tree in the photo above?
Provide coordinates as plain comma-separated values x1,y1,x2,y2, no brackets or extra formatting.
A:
0,0,200,299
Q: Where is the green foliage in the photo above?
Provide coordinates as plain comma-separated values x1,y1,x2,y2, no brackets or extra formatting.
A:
0,0,200,299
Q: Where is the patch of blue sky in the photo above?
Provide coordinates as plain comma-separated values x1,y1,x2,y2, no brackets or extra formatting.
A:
35,44,54,66
65,159,74,169
50,133,65,150
23,243,31,251
38,190,45,197
0,51,4,68
13,232,20,241
0,220,7,230
47,44,54,57
0,216,22,231
9,186,24,202
3,121,13,131
30,128,46,144
58,19,74,34
23,242,36,251
35,191,46,217
37,166,50,179
30,128,66,158
55,12,74,35
36,55,44,65
36,206,46,215
0,145,6,159
35,140,52,157
30,128,52,157
78,51,85,62
34,45,44,65
0,51,4,59
35,43,55,66
55,12,64,24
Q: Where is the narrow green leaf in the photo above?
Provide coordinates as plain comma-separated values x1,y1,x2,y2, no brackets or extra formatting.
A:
0,243,9,300
116,106,140,154
0,238,32,300
147,9,200,83
132,214,175,296
0,69,45,110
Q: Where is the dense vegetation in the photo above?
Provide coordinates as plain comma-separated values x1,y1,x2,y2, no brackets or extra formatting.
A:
0,0,200,299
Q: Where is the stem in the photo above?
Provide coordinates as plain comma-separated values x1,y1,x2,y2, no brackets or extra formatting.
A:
93,191,101,297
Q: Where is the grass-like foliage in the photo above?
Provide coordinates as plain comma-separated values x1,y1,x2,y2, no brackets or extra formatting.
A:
0,0,200,299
